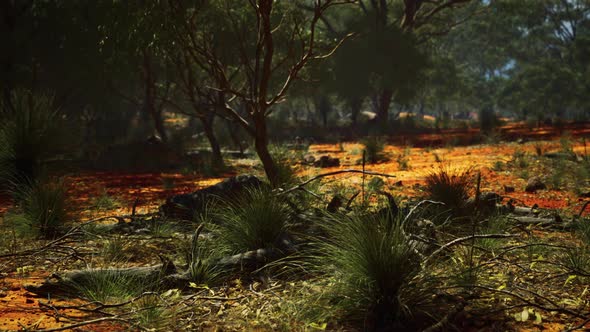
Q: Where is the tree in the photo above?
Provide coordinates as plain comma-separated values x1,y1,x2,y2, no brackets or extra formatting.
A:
169,0,354,186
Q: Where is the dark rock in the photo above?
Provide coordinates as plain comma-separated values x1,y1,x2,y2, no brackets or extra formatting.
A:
313,155,340,168
503,185,515,193
160,174,264,220
394,180,403,187
544,152,576,161
525,177,546,193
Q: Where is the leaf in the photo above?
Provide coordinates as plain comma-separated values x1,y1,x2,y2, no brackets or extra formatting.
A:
520,308,529,321
534,312,542,324
309,322,328,330
497,284,506,291
564,275,577,286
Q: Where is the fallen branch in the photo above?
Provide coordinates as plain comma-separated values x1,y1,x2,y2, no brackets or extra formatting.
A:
423,233,519,266
278,169,396,195
32,316,138,332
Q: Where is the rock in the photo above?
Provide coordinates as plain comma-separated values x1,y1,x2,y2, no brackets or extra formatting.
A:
525,177,546,193
302,154,316,165
313,155,340,168
544,152,577,161
160,174,264,220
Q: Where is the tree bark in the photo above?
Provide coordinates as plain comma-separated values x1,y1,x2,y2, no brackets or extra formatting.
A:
201,114,224,169
142,49,168,142
375,88,393,125
253,114,279,187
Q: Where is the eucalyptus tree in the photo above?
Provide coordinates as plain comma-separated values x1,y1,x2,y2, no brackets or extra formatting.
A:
306,0,486,130
168,0,355,186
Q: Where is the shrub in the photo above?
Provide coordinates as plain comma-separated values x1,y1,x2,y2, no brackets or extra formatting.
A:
361,136,385,164
316,211,426,328
185,225,226,286
214,187,291,253
6,179,68,239
424,166,472,213
0,90,64,189
71,269,150,304
269,144,299,187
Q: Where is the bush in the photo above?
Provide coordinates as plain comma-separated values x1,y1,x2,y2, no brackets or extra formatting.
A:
424,166,472,214
71,269,150,304
269,144,299,187
6,179,68,239
362,136,385,164
185,224,226,286
316,211,426,328
214,187,292,253
0,90,65,189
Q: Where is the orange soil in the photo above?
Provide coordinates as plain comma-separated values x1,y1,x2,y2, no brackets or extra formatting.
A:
0,133,589,331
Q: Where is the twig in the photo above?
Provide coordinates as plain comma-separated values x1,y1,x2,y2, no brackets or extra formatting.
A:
402,200,445,226
423,233,519,266
278,169,396,195
578,201,590,218
421,302,465,332
566,316,590,332
33,316,137,332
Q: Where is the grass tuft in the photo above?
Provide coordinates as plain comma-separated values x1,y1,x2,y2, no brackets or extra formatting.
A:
424,166,472,214
6,179,68,239
214,187,291,253
316,210,425,328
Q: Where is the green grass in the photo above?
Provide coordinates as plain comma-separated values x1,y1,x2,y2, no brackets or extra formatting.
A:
184,225,226,286
0,89,65,188
361,136,385,164
315,211,425,328
72,269,150,303
5,179,68,239
90,189,121,210
214,187,292,253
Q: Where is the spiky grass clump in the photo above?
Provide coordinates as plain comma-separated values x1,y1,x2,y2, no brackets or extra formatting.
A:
214,188,291,253
361,136,385,164
71,269,149,303
269,144,300,187
0,90,64,188
424,166,472,214
185,225,226,286
6,179,68,239
317,211,425,328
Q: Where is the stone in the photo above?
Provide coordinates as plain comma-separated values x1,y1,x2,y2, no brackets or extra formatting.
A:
525,177,546,193
160,174,264,220
313,155,340,168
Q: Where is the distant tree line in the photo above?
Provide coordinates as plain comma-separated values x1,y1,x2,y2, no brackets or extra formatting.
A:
1,0,588,184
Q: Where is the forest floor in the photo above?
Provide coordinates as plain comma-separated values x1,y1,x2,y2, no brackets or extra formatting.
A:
0,125,589,331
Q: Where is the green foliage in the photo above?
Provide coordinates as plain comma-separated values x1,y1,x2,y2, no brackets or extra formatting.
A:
90,189,120,210
492,161,505,172
214,188,291,253
424,167,472,213
5,179,68,239
477,216,510,251
316,211,424,326
72,269,150,303
0,90,65,189
99,236,128,263
361,136,385,164
185,225,225,286
269,145,300,187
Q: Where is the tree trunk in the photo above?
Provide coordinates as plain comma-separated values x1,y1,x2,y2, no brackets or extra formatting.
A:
375,89,393,124
253,115,279,187
349,97,363,127
142,49,168,142
201,114,224,169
